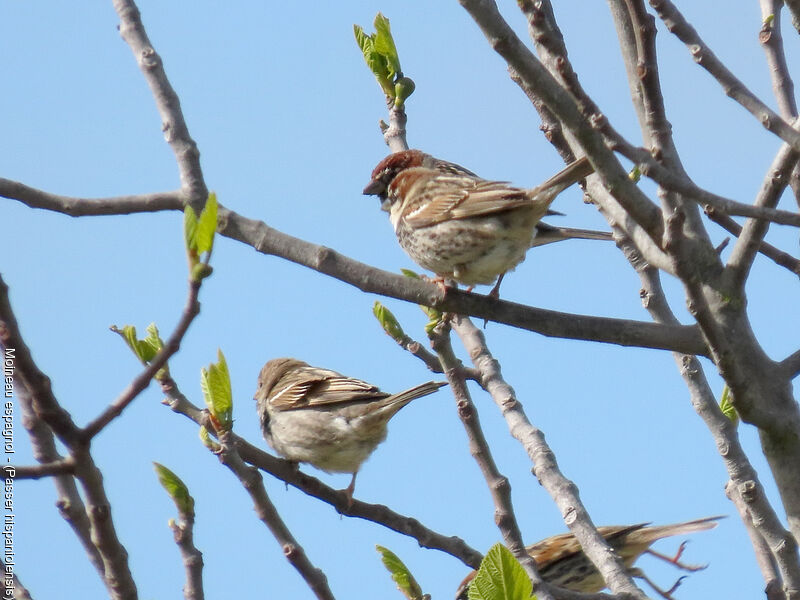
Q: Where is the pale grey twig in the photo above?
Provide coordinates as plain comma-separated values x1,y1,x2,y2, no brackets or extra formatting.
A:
427,321,554,600
112,0,207,212
451,314,649,600
216,430,336,600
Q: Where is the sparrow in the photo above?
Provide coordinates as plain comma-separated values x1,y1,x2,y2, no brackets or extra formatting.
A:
455,516,722,599
255,358,446,500
363,149,608,294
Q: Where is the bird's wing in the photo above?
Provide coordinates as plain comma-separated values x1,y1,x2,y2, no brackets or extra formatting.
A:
403,175,532,228
268,366,386,411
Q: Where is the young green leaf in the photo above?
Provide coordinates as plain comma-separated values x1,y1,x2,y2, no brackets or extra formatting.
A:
376,545,425,600
719,384,739,425
153,462,195,516
195,191,218,256
372,13,401,78
184,205,199,261
200,349,233,429
111,323,163,365
373,301,406,341
468,543,534,600
199,425,220,452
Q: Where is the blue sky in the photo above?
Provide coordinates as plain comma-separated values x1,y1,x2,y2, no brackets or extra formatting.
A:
3,1,799,599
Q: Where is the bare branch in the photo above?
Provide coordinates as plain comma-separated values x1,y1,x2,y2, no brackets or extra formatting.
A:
726,141,799,289
725,482,783,599
0,274,138,599
759,1,797,119
780,349,800,379
704,207,800,277
0,179,183,216
649,0,800,153
16,383,105,579
619,236,800,596
165,493,204,600
1,184,707,355
427,321,553,600
451,315,649,600
161,387,483,568
112,0,207,211
9,459,75,480
0,558,33,600
216,430,335,600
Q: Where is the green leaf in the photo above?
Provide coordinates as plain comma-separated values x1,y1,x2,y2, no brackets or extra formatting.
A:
195,192,218,256
376,545,425,600
200,349,233,429
111,323,163,365
184,205,199,255
199,425,220,452
373,13,401,78
468,544,534,600
354,24,373,56
153,462,195,516
353,17,396,97
373,301,406,341
401,268,421,279
719,384,739,425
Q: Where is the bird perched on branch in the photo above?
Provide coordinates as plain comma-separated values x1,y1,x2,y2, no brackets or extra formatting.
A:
255,357,446,501
455,516,722,599
363,149,609,296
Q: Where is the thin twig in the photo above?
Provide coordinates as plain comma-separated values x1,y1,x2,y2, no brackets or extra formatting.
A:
758,1,797,119
726,140,800,289
8,458,75,480
427,321,554,600
649,0,800,153
165,494,204,600
112,0,207,212
216,430,336,600
704,207,800,277
450,314,649,600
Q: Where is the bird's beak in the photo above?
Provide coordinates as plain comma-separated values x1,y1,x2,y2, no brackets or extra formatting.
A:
362,180,384,195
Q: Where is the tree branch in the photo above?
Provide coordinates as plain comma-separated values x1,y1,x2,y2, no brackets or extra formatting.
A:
0,274,138,599
216,430,335,600
704,206,800,277
451,315,649,600
9,459,75,480
428,321,554,600
618,236,800,596
1,184,708,355
759,1,797,120
112,0,207,211
649,0,800,153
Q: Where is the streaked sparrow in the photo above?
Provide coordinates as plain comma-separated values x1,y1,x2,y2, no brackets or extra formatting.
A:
363,149,605,293
255,357,446,499
455,516,721,599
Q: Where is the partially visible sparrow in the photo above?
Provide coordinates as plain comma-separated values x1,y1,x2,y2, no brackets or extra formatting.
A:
255,358,446,499
455,516,722,599
363,149,608,294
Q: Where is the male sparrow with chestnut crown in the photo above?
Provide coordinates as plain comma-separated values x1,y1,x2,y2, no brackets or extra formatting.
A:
363,149,606,292
255,357,446,499
455,516,722,599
